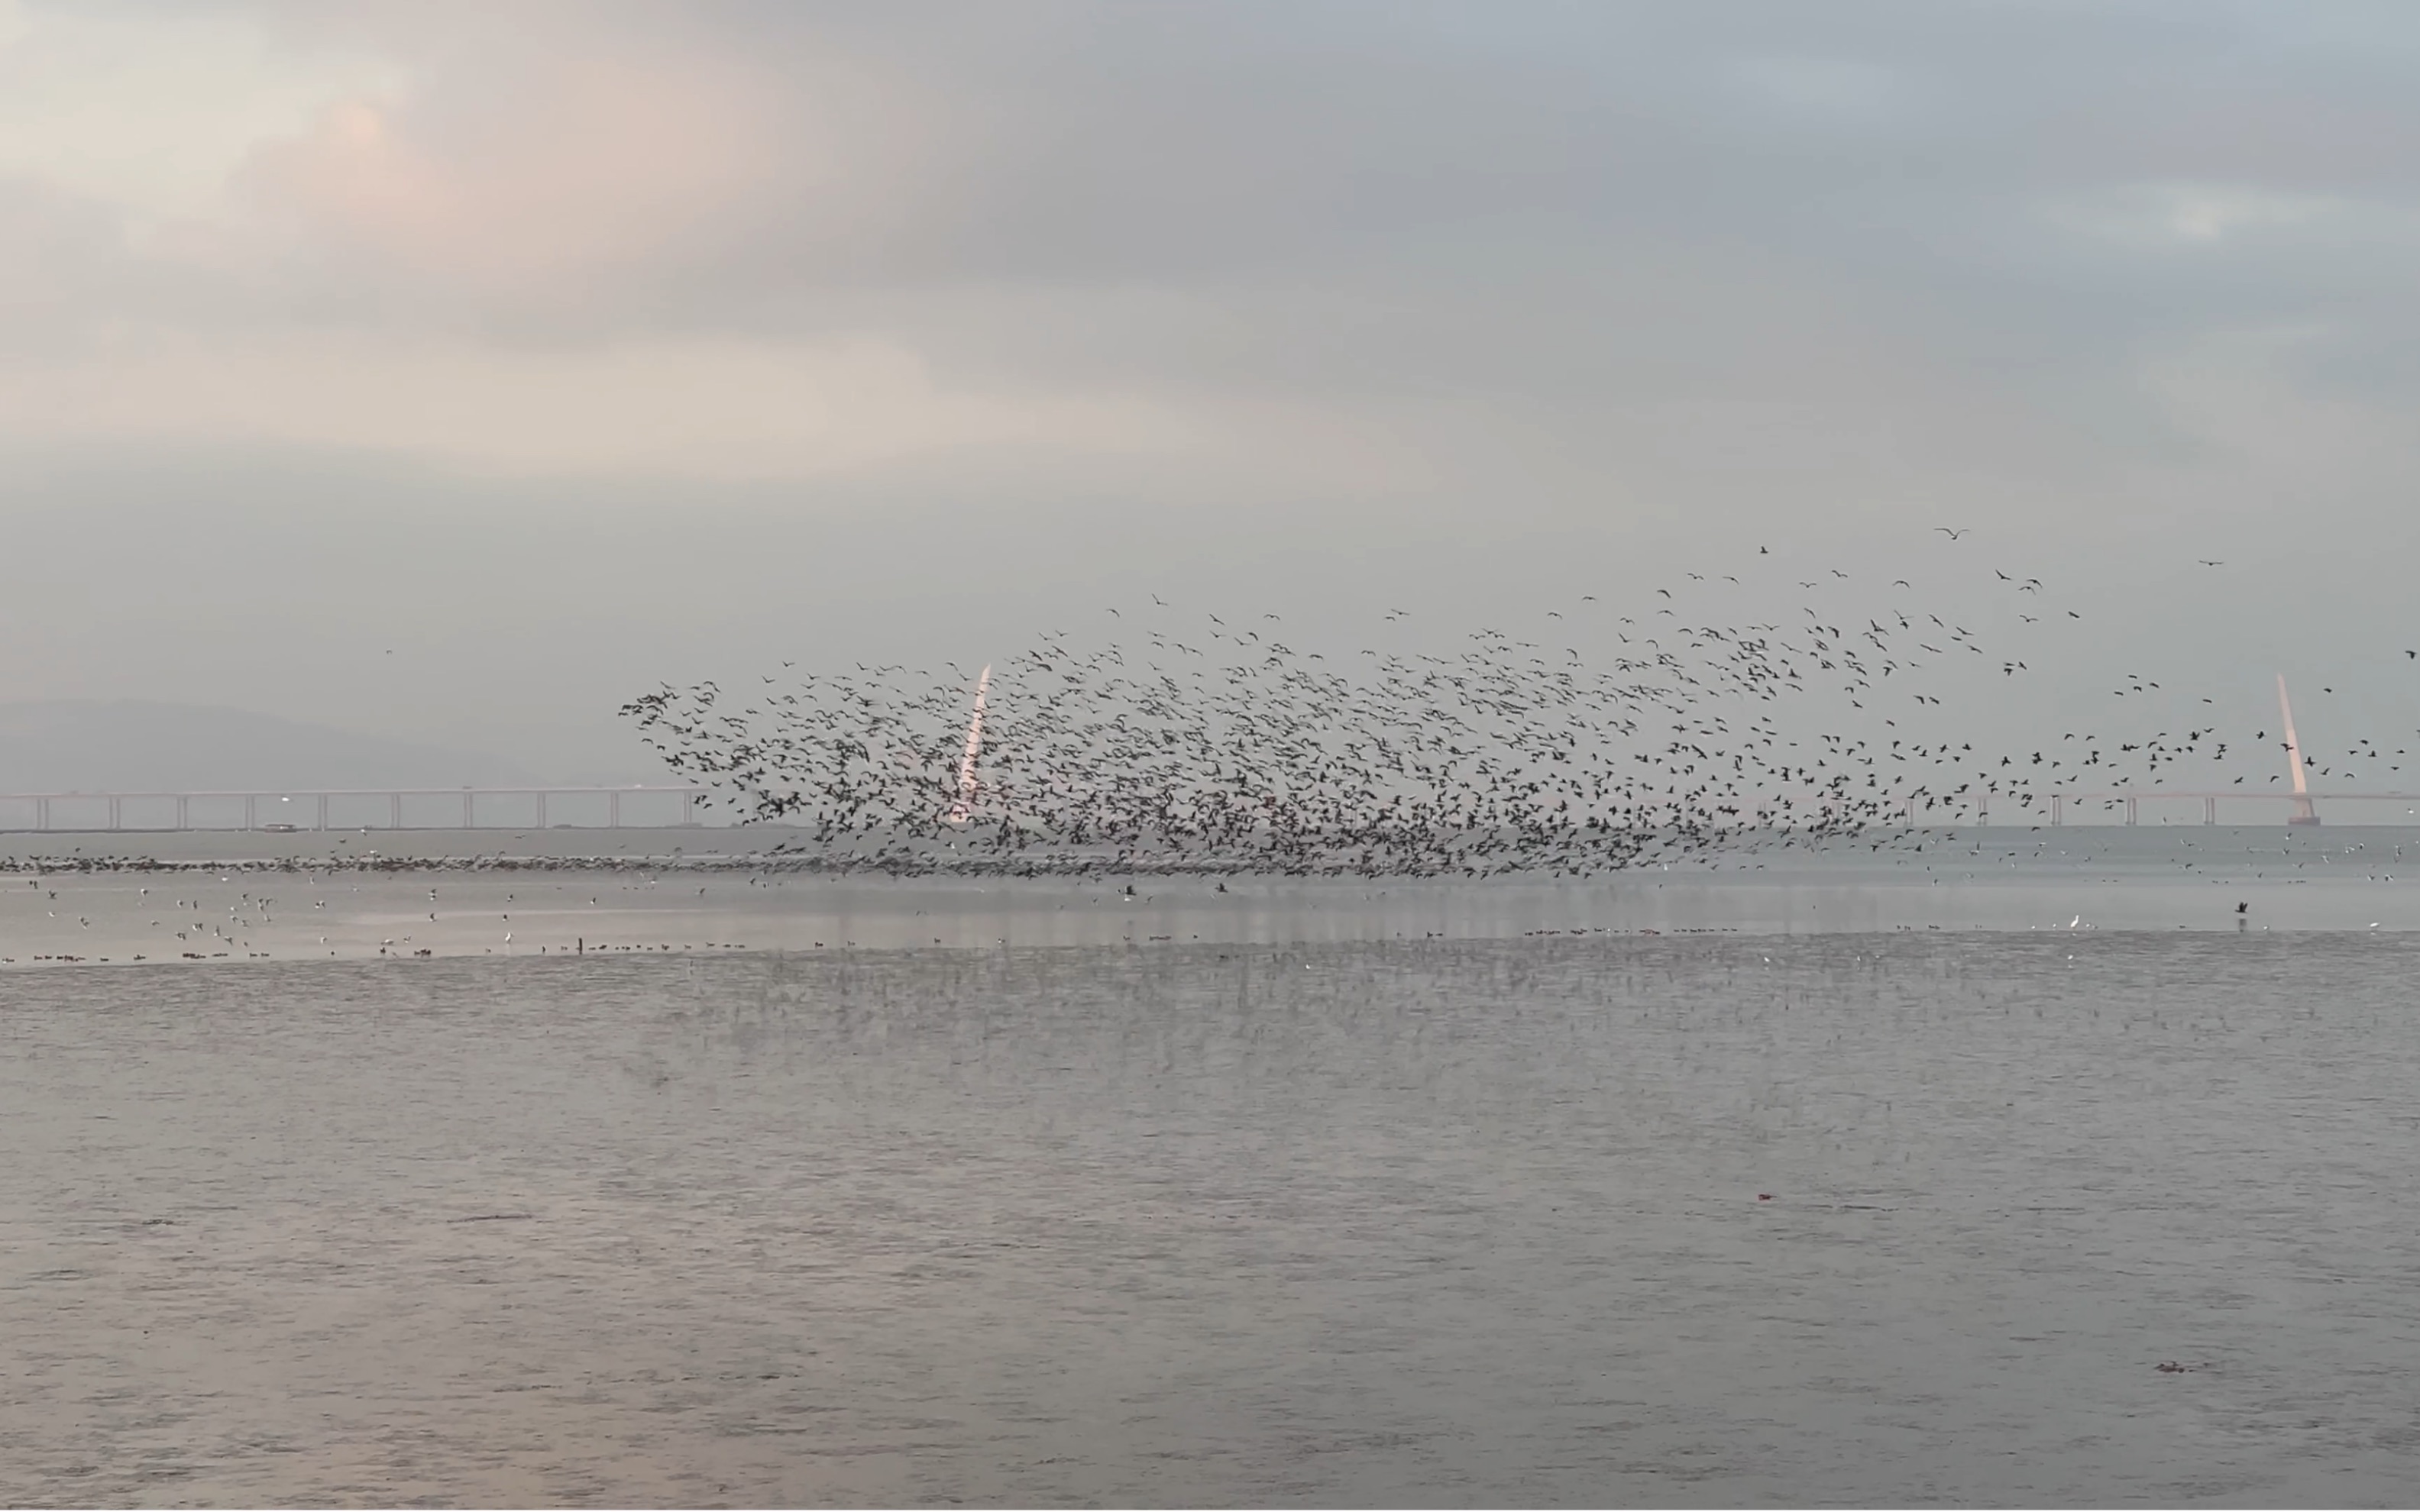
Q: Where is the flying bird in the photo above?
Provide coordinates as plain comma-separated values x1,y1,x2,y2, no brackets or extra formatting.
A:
620,561,2276,882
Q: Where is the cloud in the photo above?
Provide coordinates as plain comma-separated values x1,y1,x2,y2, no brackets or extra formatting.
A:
0,328,1220,480
0,177,129,351
6,0,2420,507
12,5,2420,779
237,44,875,315
0,0,393,221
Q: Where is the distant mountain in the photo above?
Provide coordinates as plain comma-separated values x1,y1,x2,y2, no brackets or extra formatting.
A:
0,701,548,793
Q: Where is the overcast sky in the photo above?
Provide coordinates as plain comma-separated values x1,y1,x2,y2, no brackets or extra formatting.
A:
2,0,2416,781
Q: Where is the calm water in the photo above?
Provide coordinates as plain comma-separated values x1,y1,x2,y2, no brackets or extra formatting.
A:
2,824,2419,967
5,926,2418,1505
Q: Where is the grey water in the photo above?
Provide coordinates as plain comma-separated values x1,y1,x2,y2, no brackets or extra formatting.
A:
5,917,2418,1505
2,825,2419,967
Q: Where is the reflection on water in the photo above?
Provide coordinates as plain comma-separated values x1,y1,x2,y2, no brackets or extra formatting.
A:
5,935,2417,1504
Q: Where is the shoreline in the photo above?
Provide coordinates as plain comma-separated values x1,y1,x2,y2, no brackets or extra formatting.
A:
0,848,2407,971
0,822,2399,877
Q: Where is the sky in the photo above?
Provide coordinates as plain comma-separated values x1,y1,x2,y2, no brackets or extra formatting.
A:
2,0,2418,783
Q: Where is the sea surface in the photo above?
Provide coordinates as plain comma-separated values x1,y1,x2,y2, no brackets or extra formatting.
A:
4,834,2418,1505
1,823,2418,965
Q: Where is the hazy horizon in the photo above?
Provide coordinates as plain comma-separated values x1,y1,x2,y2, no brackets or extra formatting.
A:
0,696,556,790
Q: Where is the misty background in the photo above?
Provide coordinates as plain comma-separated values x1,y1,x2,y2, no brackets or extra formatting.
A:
2,1,2417,791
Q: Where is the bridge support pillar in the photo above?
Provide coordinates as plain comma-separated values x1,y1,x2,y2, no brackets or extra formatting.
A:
389,793,402,829
2205,796,2218,825
610,791,622,828
2125,796,2138,826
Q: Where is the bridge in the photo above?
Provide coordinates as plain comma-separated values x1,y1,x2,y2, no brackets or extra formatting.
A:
2035,790,2420,826
0,786,713,833
2027,674,2393,825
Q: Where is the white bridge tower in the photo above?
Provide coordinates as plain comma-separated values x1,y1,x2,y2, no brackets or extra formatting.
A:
946,665,990,824
2277,674,2320,827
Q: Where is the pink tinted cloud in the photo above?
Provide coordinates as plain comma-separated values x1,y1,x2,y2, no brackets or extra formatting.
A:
241,44,798,304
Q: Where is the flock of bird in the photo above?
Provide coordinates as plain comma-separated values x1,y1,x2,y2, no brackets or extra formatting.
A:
623,535,2415,877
